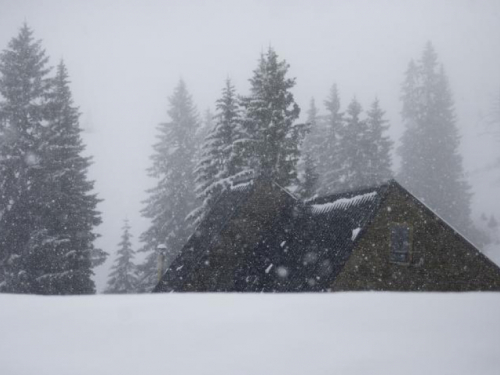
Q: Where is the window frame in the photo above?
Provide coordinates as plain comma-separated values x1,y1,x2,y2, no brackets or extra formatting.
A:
389,222,413,266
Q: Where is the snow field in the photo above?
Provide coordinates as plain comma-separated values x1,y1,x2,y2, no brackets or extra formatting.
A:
0,292,499,375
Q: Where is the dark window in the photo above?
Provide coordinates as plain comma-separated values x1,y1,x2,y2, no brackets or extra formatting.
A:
390,224,411,265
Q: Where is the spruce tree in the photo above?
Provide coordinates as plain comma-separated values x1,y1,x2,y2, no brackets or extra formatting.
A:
319,84,344,195
188,108,214,224
398,42,474,238
0,24,52,293
307,98,319,127
106,220,138,294
301,151,319,199
0,26,101,294
302,97,322,156
299,98,321,198
337,97,371,191
195,109,214,155
137,80,198,292
365,98,393,184
238,48,305,187
318,91,393,194
37,61,102,294
191,79,242,224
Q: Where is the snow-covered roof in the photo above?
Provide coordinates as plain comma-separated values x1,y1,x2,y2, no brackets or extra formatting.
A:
311,191,378,214
156,180,388,293
231,180,253,192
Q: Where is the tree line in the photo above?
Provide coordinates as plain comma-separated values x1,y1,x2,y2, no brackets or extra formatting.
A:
0,25,494,294
119,43,484,293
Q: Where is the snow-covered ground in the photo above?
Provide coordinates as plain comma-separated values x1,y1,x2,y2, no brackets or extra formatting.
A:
1,293,499,375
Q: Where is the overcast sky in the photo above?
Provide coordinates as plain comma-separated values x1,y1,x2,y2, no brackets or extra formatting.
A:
1,0,499,290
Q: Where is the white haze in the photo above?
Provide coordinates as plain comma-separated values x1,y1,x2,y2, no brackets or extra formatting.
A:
0,0,499,291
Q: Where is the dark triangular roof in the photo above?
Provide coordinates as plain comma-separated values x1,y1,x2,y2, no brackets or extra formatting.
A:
153,179,391,292
153,180,255,292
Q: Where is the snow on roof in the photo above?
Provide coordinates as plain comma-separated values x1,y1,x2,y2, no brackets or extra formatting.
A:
230,180,253,192
351,227,361,241
310,191,378,215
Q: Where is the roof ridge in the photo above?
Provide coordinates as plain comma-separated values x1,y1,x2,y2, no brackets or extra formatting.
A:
272,180,299,201
389,180,499,267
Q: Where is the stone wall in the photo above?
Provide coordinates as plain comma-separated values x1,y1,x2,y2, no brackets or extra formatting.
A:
331,184,500,291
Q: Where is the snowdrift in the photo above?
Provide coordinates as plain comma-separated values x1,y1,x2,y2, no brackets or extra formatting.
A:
0,293,499,375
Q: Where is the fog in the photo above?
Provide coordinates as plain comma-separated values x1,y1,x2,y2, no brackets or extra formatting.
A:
1,0,499,291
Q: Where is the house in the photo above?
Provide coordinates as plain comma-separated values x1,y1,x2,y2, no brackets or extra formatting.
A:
153,178,500,292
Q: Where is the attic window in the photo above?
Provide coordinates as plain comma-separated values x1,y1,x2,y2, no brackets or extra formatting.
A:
390,224,412,265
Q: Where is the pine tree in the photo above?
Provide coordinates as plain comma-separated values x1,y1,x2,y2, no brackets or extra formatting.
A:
36,61,102,294
238,48,306,187
0,26,101,294
337,97,371,191
365,98,393,184
106,220,138,294
398,42,474,239
299,98,320,198
0,24,52,293
307,98,319,126
137,80,198,292
188,108,214,224
195,108,214,155
319,84,344,195
302,97,322,155
301,151,319,199
191,79,242,224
